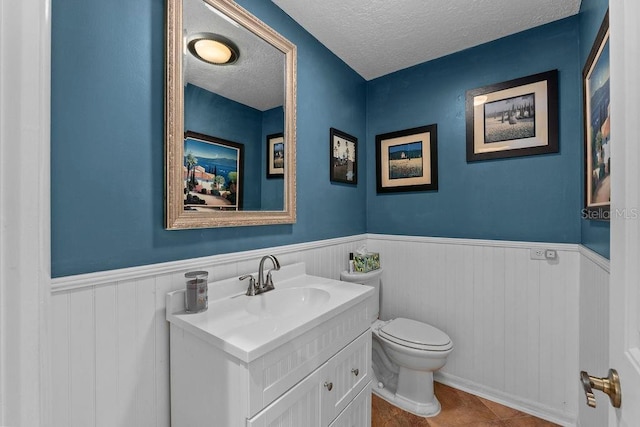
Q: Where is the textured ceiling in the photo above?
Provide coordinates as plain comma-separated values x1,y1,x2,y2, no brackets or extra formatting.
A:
183,0,284,111
272,0,582,81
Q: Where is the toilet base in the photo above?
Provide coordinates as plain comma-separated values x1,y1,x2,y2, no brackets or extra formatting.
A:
372,375,442,418
372,345,442,417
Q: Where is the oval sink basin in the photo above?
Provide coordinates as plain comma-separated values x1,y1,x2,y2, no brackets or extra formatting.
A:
246,287,330,317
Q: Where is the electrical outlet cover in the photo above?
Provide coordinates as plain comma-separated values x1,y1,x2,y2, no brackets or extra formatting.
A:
530,248,547,260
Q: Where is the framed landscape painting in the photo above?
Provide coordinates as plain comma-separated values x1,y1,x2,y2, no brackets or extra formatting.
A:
266,132,284,178
466,70,559,162
375,124,438,193
183,131,243,211
583,10,610,220
330,127,358,185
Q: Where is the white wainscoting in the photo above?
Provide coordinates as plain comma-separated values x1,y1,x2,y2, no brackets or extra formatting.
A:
577,247,610,427
366,235,582,426
50,234,610,427
50,235,367,427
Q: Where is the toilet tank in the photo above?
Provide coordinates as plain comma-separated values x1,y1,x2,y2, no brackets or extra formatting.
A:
340,269,382,322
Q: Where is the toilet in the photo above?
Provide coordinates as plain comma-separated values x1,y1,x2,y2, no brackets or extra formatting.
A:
341,268,453,417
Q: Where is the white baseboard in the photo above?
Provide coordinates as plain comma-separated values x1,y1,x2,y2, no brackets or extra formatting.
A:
435,372,578,427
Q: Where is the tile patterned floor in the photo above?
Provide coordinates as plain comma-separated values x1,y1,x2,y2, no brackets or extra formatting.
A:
371,382,560,427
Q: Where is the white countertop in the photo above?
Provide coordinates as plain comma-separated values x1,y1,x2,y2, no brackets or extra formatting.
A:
166,263,374,363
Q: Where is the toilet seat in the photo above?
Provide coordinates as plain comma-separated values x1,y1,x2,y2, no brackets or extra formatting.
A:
378,318,452,352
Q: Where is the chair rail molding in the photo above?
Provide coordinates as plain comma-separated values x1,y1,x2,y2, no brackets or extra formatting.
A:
51,234,367,292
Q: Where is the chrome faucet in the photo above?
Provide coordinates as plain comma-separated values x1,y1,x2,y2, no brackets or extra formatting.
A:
257,255,280,292
239,255,281,296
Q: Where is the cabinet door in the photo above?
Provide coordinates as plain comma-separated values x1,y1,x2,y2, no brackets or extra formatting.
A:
247,367,323,427
321,330,371,425
328,382,372,427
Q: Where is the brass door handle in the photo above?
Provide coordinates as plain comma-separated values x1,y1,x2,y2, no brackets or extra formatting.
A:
580,369,621,408
580,371,597,407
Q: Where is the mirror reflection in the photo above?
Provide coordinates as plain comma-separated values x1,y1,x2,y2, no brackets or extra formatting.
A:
165,0,296,229
183,0,285,212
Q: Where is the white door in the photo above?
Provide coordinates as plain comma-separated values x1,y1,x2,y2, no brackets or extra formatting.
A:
608,0,640,424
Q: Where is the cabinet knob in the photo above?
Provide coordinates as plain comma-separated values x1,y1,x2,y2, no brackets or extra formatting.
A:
324,381,333,391
351,368,359,377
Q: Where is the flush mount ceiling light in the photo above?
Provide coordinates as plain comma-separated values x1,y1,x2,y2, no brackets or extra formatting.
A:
187,33,239,65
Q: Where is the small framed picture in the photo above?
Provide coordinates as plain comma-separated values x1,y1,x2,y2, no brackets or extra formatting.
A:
375,124,438,193
183,131,243,211
330,128,358,184
465,70,559,162
583,10,610,220
266,133,284,178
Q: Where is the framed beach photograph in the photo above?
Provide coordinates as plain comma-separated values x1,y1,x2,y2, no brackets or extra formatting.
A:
376,124,438,193
583,11,610,220
330,128,358,184
466,69,559,162
183,131,243,211
266,133,284,178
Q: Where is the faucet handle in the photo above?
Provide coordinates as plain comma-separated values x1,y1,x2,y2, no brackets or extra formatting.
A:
240,274,257,296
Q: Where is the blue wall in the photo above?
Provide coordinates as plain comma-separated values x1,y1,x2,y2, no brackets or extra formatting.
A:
51,0,367,277
184,83,263,210
366,18,582,244
51,0,607,277
579,0,610,258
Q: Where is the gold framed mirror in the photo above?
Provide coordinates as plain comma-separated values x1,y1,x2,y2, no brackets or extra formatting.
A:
165,0,296,229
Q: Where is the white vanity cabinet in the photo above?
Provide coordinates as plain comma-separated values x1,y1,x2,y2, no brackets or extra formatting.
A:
329,385,372,427
166,263,375,427
321,329,371,426
248,329,371,427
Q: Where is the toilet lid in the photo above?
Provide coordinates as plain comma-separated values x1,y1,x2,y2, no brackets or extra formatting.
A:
379,318,452,351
